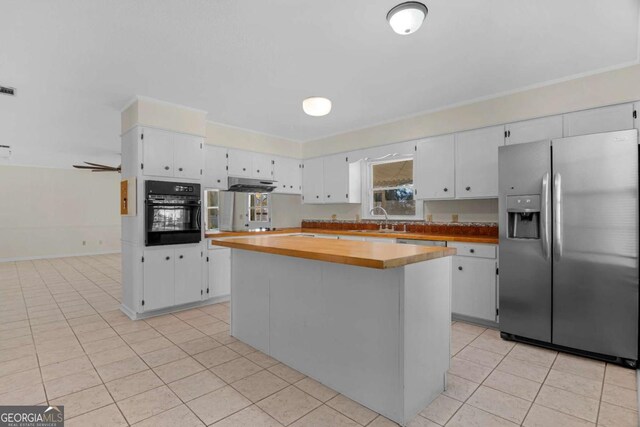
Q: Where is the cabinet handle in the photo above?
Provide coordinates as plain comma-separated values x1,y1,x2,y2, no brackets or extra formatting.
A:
458,266,463,271
217,179,221,183
470,249,475,253
283,184,286,188
179,255,184,259
290,185,293,188
444,188,448,192
316,195,319,198
178,167,183,172
165,256,170,260
465,186,471,191
327,195,331,198
257,169,260,173
242,168,246,171
164,166,170,170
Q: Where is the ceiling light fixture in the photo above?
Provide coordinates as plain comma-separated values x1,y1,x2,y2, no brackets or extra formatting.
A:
303,97,332,117
387,2,428,35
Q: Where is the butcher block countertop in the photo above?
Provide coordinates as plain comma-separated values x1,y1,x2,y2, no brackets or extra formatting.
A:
209,235,457,269
205,228,498,244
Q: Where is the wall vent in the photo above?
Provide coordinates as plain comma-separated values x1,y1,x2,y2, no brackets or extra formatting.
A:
0,86,16,96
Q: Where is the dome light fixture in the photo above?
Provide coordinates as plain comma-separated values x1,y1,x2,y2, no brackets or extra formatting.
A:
302,97,332,117
387,2,428,35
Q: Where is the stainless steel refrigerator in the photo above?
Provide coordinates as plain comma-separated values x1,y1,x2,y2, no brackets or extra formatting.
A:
498,129,639,367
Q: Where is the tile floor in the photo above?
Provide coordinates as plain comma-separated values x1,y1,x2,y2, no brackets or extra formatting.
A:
0,254,638,426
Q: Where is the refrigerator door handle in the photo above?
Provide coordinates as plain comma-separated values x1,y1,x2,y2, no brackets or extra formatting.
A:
541,172,550,260
553,173,563,261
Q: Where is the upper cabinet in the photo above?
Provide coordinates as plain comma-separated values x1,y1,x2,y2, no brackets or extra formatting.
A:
273,156,302,194
323,153,361,204
142,128,203,180
302,157,325,204
203,145,228,189
455,125,505,199
414,134,455,200
227,149,274,179
563,103,635,137
227,149,252,178
506,115,563,145
251,153,274,180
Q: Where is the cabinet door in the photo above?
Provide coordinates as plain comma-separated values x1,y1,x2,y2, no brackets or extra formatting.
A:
273,156,302,194
455,125,504,198
143,248,175,311
227,149,251,177
208,247,231,298
452,257,497,322
563,103,635,137
415,134,455,199
204,145,228,189
302,158,324,204
174,134,203,180
251,153,274,180
506,115,563,145
142,128,174,177
174,246,203,306
323,153,350,203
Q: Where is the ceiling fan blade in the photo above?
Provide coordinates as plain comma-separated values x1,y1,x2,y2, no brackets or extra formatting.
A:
73,165,98,169
84,161,114,168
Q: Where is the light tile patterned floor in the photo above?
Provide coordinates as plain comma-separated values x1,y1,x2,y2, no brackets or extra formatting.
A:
0,254,637,426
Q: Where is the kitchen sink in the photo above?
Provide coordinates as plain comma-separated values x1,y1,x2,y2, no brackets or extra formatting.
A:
351,229,408,234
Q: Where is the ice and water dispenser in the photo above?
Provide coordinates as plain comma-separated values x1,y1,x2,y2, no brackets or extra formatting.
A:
506,195,541,239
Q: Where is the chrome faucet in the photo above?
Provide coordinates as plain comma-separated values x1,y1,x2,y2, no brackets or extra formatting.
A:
369,206,390,230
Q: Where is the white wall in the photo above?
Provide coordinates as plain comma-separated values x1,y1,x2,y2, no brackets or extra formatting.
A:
0,165,121,261
206,121,302,158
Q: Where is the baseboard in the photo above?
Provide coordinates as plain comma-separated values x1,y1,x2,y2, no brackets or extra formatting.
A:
120,295,230,320
452,313,499,329
0,250,121,263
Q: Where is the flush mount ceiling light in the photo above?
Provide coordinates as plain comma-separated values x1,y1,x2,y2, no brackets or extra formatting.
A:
387,2,428,35
303,97,332,117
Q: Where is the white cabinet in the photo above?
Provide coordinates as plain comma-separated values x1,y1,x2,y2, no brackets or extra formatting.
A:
449,243,498,324
302,158,324,204
506,115,563,145
142,128,174,177
227,149,252,177
563,103,635,137
251,153,274,180
174,246,204,306
143,248,175,311
204,145,228,189
455,125,504,198
142,128,203,180
173,134,203,179
208,246,231,298
323,154,349,203
273,156,302,194
414,134,455,200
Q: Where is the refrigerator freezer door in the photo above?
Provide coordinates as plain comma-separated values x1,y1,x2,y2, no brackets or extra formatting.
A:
498,140,552,342
552,129,639,359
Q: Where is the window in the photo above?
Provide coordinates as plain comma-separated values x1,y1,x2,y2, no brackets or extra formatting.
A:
364,156,423,220
204,189,220,232
247,193,271,229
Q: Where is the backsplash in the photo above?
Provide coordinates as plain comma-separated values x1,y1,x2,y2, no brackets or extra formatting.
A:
302,219,498,237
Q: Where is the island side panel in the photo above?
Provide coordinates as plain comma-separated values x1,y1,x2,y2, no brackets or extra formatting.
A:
402,256,452,423
268,256,405,423
230,249,271,353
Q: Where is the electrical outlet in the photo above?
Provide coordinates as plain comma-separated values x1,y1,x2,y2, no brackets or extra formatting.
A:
426,214,433,222
452,214,459,223
82,240,86,246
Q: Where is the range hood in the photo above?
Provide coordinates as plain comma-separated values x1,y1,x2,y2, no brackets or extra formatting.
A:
227,176,277,193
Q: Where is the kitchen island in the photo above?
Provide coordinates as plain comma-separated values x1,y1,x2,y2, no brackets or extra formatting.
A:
210,235,456,426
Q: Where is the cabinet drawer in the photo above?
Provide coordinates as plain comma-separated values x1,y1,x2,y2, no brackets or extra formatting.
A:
448,242,496,259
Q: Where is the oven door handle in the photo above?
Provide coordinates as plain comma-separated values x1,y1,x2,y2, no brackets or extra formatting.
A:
196,206,202,231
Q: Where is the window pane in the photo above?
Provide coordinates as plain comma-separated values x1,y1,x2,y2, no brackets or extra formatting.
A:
373,187,416,216
206,190,219,207
207,207,219,231
372,160,413,188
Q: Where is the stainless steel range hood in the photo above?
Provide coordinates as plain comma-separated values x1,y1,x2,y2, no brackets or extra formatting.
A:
227,176,277,193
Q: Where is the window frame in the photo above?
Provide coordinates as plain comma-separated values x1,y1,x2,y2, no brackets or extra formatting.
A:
203,189,220,232
362,154,423,221
246,192,272,229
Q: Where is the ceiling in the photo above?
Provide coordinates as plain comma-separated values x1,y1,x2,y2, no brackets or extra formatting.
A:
1,0,638,166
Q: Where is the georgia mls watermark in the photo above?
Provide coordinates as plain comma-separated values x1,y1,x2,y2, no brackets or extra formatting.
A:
0,406,64,427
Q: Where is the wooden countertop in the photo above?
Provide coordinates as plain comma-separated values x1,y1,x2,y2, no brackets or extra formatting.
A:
206,228,498,244
209,235,457,269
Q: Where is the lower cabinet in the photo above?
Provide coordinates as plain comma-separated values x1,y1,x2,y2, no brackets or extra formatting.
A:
175,246,204,306
143,248,175,312
208,246,231,299
143,244,204,312
449,243,498,324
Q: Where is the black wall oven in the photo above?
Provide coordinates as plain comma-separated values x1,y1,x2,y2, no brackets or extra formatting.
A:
145,180,201,246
